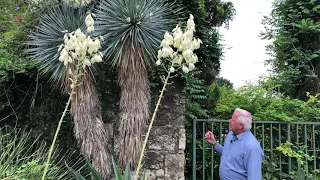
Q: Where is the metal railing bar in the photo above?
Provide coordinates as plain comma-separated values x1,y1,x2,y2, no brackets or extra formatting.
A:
279,124,282,179
270,124,273,156
219,123,222,145
202,122,205,180
197,147,320,152
304,124,308,163
262,124,265,150
211,123,214,180
192,119,196,180
287,123,291,172
313,125,316,170
296,124,299,143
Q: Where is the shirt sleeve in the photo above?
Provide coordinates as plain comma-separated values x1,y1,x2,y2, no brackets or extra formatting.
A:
245,147,264,180
214,143,223,155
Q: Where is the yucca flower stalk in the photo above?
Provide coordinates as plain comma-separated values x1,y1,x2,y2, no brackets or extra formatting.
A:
41,11,105,180
134,14,201,179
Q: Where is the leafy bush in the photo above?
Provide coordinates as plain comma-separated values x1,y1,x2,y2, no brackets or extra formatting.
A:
277,141,320,179
208,83,320,122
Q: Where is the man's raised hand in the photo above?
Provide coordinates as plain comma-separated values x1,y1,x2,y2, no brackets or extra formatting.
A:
205,130,217,145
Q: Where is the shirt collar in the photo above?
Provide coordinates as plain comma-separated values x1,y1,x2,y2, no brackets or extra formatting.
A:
231,130,250,141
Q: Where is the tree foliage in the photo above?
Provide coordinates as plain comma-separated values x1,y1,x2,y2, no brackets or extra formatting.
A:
208,83,320,122
0,0,48,120
261,0,320,100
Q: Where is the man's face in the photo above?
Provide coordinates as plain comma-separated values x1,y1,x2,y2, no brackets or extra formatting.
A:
228,112,244,133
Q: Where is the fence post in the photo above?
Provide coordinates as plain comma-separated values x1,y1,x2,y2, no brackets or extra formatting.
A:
287,123,291,173
192,119,196,180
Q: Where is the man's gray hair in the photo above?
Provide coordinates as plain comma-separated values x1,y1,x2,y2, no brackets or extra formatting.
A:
235,108,252,131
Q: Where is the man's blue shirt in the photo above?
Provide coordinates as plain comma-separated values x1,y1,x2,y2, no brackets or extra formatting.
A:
214,131,264,180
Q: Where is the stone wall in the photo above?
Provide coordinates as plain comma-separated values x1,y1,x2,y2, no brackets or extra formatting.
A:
143,79,186,180
112,78,186,179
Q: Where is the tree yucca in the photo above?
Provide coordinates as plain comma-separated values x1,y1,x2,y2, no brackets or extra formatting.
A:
27,3,111,179
94,0,184,169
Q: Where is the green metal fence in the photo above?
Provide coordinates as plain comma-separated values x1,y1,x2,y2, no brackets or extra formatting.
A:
192,119,320,180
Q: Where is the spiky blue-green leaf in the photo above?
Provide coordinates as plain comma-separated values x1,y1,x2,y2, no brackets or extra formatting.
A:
94,0,185,69
27,3,91,85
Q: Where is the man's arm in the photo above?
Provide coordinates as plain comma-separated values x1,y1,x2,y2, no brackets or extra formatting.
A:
245,147,264,180
213,143,223,155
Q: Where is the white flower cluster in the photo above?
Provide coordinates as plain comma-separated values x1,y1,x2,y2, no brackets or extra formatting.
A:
58,13,103,69
156,14,202,73
64,0,92,7
85,13,94,33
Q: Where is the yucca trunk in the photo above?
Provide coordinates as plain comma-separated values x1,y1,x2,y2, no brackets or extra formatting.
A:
70,73,111,179
118,56,150,169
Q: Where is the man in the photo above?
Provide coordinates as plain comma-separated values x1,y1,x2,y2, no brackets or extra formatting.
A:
205,108,264,180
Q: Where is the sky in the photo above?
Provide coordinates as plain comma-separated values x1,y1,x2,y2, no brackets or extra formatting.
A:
218,0,273,88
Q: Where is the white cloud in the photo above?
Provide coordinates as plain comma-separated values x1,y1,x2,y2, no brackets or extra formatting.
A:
218,0,273,88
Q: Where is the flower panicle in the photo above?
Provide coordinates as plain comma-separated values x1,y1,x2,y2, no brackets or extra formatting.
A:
157,14,202,73
57,12,104,89
63,0,92,8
